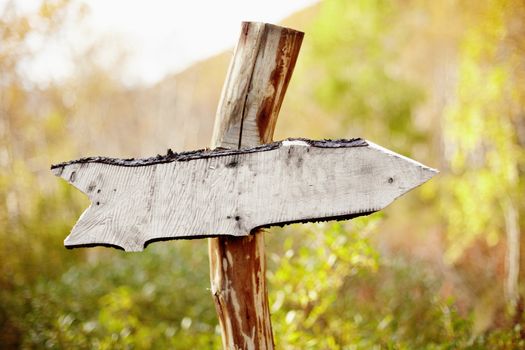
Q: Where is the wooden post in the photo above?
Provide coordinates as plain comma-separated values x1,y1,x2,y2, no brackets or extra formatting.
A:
208,22,303,349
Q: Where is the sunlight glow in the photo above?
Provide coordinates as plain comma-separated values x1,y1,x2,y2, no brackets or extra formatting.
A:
11,0,318,86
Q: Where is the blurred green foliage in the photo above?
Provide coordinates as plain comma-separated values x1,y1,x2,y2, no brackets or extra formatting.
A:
309,0,425,152
2,0,525,349
10,243,221,349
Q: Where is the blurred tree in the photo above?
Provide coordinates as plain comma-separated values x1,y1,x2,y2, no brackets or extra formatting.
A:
0,1,90,346
441,0,525,313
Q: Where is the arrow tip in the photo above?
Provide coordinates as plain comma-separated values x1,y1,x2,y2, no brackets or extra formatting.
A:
421,165,439,182
366,141,438,197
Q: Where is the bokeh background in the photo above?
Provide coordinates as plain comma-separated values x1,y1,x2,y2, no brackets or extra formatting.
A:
1,0,525,348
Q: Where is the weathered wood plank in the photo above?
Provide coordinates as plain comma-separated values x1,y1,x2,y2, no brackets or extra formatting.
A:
51,138,437,252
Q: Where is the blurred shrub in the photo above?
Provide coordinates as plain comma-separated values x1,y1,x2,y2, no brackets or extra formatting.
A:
267,220,473,349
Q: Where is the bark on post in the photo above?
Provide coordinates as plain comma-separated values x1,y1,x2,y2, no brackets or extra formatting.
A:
208,22,303,349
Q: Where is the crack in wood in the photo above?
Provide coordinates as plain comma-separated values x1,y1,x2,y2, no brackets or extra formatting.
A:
237,24,265,150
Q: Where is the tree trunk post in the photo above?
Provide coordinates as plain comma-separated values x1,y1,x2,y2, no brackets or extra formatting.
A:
208,22,303,349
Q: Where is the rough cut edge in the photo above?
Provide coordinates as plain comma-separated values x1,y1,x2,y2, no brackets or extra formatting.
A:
50,138,367,170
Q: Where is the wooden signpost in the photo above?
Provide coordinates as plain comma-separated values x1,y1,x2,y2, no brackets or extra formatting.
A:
52,22,437,349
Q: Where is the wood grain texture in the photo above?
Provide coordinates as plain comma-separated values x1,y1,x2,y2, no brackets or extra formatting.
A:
51,138,437,251
211,22,303,149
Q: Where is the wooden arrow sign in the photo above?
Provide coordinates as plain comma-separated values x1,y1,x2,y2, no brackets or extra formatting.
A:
51,138,437,252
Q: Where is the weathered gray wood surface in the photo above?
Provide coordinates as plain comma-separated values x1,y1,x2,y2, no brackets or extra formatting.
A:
52,138,437,252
